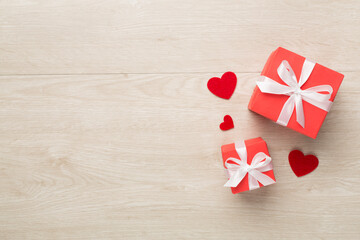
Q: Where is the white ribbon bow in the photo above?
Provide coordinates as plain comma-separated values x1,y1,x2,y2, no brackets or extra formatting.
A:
256,59,333,128
224,141,275,190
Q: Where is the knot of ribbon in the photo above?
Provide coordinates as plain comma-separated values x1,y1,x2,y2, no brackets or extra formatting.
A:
256,59,333,128
224,141,275,190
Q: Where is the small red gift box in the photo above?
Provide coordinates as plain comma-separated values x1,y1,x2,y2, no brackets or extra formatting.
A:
248,47,344,139
221,137,276,194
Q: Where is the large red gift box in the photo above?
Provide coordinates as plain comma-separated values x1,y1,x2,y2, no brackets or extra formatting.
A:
221,137,276,194
248,47,344,139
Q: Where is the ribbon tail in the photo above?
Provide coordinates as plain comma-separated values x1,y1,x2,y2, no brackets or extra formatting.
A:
224,169,247,187
276,94,296,126
248,175,260,191
294,94,305,128
249,169,276,187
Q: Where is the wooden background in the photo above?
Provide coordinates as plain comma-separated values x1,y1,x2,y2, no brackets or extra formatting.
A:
0,0,359,239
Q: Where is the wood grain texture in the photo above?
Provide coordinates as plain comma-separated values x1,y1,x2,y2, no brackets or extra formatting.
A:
0,1,360,239
0,0,360,74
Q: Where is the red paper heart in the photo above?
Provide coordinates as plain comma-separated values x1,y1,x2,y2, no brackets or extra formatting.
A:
207,72,237,99
288,150,319,177
220,115,234,131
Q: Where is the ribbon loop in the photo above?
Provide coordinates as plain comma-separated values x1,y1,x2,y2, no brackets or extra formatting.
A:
224,141,275,190
256,59,333,128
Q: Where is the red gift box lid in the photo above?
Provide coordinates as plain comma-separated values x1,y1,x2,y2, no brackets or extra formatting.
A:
248,47,344,139
221,137,276,194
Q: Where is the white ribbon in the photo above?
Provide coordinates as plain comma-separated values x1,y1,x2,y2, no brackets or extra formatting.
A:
224,141,275,190
256,59,333,128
